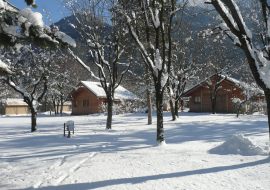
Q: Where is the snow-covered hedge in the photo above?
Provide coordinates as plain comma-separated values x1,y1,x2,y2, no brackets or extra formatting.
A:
99,99,142,115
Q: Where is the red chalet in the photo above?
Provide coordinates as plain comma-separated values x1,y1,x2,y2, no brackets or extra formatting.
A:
70,81,138,115
182,75,264,113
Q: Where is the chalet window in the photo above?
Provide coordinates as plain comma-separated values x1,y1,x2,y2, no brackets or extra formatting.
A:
194,96,201,103
221,95,226,102
74,100,77,107
83,100,89,107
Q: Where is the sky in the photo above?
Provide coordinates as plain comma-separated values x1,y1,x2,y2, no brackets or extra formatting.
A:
8,0,68,25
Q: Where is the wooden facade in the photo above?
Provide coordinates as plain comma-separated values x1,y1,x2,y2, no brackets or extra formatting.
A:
0,99,29,115
69,82,136,115
40,102,71,112
183,77,246,113
71,86,106,115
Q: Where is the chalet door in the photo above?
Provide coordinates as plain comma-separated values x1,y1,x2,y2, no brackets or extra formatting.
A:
216,95,227,113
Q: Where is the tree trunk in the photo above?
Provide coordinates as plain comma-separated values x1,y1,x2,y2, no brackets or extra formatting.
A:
236,99,247,118
175,100,179,118
146,67,152,125
53,100,56,115
60,102,63,116
56,101,59,115
170,99,176,121
31,108,37,132
147,88,152,124
236,104,242,118
211,96,217,114
44,95,47,112
264,89,270,155
180,99,184,111
60,96,63,116
106,97,113,129
156,88,164,144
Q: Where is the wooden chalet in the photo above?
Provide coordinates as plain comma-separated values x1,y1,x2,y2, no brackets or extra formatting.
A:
0,99,29,115
69,81,138,115
0,99,44,115
182,75,263,113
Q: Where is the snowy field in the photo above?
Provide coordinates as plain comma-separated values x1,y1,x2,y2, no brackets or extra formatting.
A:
0,111,269,190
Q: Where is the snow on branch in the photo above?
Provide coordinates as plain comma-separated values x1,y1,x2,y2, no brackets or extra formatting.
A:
0,2,76,48
149,7,160,28
0,59,14,75
68,48,100,81
210,0,270,90
54,31,76,48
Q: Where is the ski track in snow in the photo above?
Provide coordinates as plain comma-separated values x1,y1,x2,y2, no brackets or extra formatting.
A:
34,116,126,188
78,116,104,134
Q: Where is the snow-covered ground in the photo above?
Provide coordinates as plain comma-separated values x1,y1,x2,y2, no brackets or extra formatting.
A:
0,111,269,190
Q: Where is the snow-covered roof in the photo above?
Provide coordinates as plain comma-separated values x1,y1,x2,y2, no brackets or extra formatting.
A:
64,101,71,105
225,76,242,85
5,99,28,106
182,74,263,97
80,81,139,100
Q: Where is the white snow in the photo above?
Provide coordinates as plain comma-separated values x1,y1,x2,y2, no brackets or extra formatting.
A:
0,111,269,189
18,8,45,28
5,98,27,106
64,101,71,105
80,81,139,100
55,31,76,48
1,24,18,37
0,0,5,13
0,60,13,74
66,120,74,125
149,8,160,28
154,49,163,71
14,43,23,51
210,133,266,155
189,0,209,6
231,0,252,39
0,60,9,70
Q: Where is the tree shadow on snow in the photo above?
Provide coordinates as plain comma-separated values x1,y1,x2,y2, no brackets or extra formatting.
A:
18,157,270,190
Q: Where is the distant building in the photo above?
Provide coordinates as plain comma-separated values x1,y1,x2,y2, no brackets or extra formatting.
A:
0,99,29,115
69,81,139,115
40,101,71,112
163,98,186,112
182,75,264,113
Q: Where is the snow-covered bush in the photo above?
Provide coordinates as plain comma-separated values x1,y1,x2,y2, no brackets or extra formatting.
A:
246,99,267,115
232,98,246,115
232,82,264,117
232,97,267,116
99,99,141,115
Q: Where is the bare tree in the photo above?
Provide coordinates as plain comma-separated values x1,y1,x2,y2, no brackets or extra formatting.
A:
167,58,197,119
1,45,55,132
117,0,189,143
63,0,133,129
